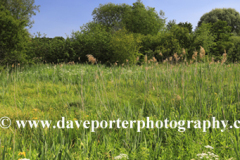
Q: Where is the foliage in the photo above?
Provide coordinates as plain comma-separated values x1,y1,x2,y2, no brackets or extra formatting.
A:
71,22,112,63
0,0,40,28
109,28,142,64
156,31,182,58
92,0,165,35
198,8,240,35
169,25,193,50
92,2,131,31
228,36,240,62
178,22,193,33
123,0,165,35
1,63,240,159
139,33,162,59
210,20,234,60
0,5,30,65
193,23,215,56
166,19,176,30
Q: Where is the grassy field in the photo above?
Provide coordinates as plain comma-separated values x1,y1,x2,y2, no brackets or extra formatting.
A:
0,61,240,159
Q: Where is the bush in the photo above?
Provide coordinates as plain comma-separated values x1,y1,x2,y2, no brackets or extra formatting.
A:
71,22,112,63
193,23,215,57
109,28,142,64
228,36,240,62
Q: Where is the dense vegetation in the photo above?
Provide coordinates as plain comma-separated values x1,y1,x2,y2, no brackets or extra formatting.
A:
0,62,240,159
1,0,240,159
1,0,240,66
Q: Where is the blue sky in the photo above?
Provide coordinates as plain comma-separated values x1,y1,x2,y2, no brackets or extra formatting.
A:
29,0,240,38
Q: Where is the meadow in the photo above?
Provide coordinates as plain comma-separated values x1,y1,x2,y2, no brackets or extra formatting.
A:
0,58,240,160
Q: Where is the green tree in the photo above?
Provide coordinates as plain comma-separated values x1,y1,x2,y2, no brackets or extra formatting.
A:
228,36,240,62
71,22,112,63
123,0,165,35
92,2,131,31
210,20,233,59
109,28,142,64
92,0,165,35
0,0,40,28
198,8,240,35
193,23,215,56
178,22,193,33
170,25,193,50
166,19,176,30
0,5,29,65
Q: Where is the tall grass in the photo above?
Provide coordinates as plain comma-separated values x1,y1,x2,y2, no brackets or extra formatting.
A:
0,60,239,159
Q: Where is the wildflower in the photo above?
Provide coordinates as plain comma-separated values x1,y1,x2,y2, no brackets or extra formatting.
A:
19,159,30,160
159,52,163,56
18,152,26,157
32,117,38,120
205,145,214,149
33,108,38,111
114,154,129,159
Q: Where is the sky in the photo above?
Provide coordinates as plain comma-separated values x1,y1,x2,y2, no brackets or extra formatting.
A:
29,0,240,38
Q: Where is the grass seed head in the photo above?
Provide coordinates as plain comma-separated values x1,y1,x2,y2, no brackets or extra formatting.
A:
144,55,148,63
182,48,186,55
86,54,96,64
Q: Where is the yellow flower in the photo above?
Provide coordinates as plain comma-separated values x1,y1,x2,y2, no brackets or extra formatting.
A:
73,118,77,121
86,115,89,117
32,117,38,120
33,108,38,111
18,151,26,157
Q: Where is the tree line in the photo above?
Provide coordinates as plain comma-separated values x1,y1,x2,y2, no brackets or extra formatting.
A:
1,0,240,66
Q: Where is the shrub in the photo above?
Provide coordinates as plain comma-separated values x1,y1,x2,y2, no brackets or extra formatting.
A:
109,28,142,64
228,36,240,62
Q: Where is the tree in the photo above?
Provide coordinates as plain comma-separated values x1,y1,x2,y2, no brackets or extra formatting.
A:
0,0,40,28
228,36,240,62
92,0,165,35
198,8,240,35
0,5,30,65
210,20,233,60
109,28,142,64
92,2,131,31
178,22,193,33
193,23,215,56
71,22,112,63
166,19,176,30
123,0,165,35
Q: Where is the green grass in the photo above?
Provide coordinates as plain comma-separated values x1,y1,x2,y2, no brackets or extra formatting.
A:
0,62,240,159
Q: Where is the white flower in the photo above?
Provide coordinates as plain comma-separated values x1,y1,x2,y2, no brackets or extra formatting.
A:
205,145,214,149
19,159,30,160
114,154,129,159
